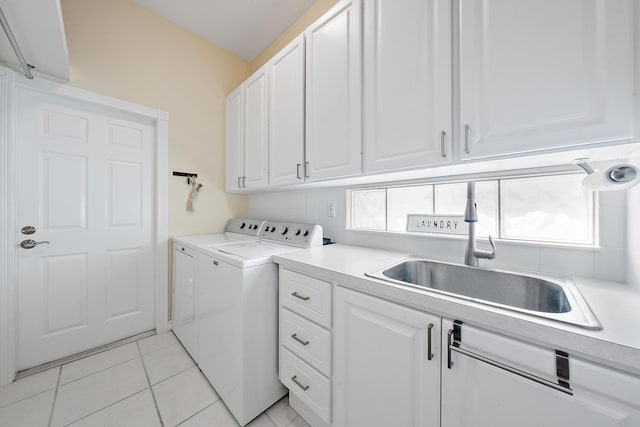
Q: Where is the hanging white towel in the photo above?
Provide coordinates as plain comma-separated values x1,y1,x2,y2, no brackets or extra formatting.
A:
186,178,203,211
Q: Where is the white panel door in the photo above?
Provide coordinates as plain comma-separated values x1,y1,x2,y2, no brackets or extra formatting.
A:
441,319,640,427
305,0,362,182
334,287,441,427
16,88,155,369
363,0,452,174
459,0,635,160
225,85,245,192
244,66,269,190
269,34,305,187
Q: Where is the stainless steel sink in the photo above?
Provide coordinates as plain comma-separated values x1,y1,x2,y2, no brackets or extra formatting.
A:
366,258,601,329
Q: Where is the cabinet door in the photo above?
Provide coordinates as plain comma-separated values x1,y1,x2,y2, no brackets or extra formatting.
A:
305,0,362,182
441,319,640,427
334,287,440,427
459,0,635,160
244,66,269,190
363,0,452,174
269,34,305,187
172,247,197,360
225,86,245,192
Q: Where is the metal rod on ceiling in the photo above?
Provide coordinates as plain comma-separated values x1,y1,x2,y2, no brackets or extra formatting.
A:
0,5,34,79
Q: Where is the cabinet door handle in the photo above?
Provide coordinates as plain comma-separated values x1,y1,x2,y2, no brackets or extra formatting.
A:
296,163,302,179
237,177,242,189
440,131,447,158
464,124,470,154
447,329,454,369
291,375,310,391
291,333,310,346
291,291,310,301
305,162,310,178
242,176,246,188
427,323,434,361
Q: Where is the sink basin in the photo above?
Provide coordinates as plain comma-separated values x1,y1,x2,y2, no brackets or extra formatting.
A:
366,258,601,329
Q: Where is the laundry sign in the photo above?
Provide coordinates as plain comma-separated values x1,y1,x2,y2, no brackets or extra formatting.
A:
407,214,468,235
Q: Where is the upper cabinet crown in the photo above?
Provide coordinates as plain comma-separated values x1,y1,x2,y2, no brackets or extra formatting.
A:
459,0,636,160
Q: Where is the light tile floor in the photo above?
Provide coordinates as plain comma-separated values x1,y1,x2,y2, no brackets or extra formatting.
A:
0,332,308,427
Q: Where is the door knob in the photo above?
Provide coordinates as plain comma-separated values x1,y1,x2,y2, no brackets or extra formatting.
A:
21,226,36,235
20,239,50,249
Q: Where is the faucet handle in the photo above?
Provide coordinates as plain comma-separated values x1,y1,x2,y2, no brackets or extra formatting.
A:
475,235,496,260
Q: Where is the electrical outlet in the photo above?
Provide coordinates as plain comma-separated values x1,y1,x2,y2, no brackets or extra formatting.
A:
327,202,336,218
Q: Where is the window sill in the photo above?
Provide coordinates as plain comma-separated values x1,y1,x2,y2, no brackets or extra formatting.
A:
344,228,601,251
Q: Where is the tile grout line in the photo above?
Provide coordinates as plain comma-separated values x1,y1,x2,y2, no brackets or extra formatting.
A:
55,357,149,426
0,385,58,410
60,388,150,427
46,366,62,427
136,340,165,427
174,401,217,426
57,351,140,387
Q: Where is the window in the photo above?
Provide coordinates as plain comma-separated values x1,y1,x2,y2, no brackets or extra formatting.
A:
348,173,595,245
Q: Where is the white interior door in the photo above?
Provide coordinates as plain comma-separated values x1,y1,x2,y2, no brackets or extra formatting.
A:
16,88,156,370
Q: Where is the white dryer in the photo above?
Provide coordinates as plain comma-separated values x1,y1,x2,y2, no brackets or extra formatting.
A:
172,219,264,361
196,221,323,426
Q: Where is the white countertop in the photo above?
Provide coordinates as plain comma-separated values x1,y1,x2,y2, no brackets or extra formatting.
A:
273,244,640,375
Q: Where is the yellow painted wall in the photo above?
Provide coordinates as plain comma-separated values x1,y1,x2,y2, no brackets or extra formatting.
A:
61,0,250,240
61,0,252,317
249,0,340,73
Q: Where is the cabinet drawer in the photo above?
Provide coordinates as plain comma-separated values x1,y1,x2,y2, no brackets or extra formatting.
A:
281,308,331,376
280,268,332,328
280,347,331,424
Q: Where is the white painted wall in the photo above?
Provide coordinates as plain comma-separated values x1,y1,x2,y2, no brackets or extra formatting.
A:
249,188,628,283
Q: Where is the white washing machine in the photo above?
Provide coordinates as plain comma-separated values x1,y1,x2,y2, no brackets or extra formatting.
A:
196,221,323,426
172,218,264,361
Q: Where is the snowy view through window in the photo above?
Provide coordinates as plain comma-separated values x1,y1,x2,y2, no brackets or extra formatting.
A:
349,173,594,245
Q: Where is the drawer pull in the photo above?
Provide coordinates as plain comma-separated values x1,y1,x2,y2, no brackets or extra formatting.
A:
427,323,434,361
291,333,310,346
291,375,310,391
291,292,310,301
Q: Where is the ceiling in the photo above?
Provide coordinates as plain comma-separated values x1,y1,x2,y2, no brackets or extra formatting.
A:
0,0,69,81
134,0,316,62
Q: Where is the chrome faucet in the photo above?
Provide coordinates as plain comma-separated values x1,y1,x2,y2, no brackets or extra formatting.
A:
464,181,496,267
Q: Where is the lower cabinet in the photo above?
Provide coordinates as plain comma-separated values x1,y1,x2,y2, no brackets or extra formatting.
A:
442,318,640,427
333,286,441,427
278,269,640,427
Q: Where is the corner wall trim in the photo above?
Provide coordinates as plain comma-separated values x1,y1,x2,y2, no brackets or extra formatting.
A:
0,66,17,384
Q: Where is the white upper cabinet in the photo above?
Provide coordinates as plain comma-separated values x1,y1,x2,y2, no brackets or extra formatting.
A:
244,66,269,190
269,35,306,186
225,85,245,192
459,0,635,160
363,0,452,174
305,0,362,182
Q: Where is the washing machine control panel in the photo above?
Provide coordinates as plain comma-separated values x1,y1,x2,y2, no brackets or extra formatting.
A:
224,218,265,236
260,222,323,247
